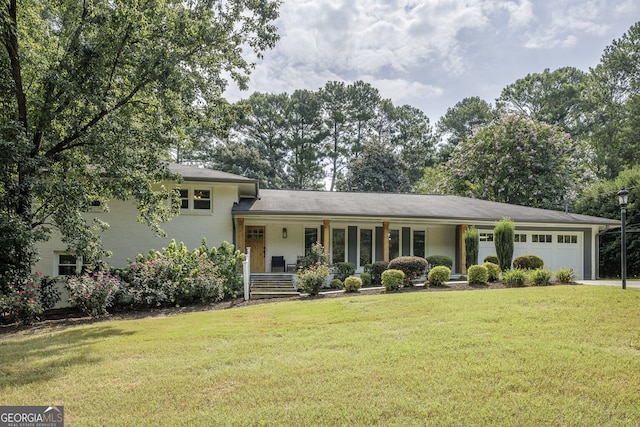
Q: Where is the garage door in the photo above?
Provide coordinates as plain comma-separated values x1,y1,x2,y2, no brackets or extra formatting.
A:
478,231,583,279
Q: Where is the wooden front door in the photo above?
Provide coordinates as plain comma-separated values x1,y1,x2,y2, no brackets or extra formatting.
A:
246,226,265,273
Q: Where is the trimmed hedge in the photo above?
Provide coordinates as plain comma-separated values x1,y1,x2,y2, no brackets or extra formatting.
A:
467,265,489,285
381,269,404,291
360,272,372,287
388,256,428,286
512,254,544,270
330,279,343,289
428,266,451,286
333,262,356,282
484,255,499,265
483,262,500,282
344,276,362,292
426,255,453,269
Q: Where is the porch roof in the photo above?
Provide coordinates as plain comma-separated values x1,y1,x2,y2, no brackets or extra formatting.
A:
232,189,618,226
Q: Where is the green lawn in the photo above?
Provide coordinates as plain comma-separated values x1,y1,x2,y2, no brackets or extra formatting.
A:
1,285,640,426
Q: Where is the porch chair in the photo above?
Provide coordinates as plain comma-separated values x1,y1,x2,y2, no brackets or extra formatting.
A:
271,256,285,272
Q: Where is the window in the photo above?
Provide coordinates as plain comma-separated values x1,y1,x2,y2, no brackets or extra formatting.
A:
177,187,212,212
332,229,345,263
389,229,399,260
532,234,552,243
480,233,494,242
413,231,425,258
514,234,527,243
305,228,318,255
360,229,372,266
558,234,578,244
56,254,89,276
193,189,211,210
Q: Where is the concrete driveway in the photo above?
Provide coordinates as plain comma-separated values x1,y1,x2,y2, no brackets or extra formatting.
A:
577,280,640,288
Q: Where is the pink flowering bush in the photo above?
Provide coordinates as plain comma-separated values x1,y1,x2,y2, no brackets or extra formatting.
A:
66,270,121,317
0,273,60,325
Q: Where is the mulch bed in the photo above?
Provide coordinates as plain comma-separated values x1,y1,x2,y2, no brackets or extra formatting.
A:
0,281,536,334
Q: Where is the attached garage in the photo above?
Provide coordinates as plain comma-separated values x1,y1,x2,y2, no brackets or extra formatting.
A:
478,229,586,279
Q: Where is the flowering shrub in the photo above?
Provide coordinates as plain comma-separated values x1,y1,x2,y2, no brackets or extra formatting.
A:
66,271,121,317
296,264,330,296
126,256,180,307
0,273,60,325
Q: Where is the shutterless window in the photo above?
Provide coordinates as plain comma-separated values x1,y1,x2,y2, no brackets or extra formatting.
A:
332,229,345,263
514,234,527,243
532,234,552,243
58,254,79,275
413,231,425,258
360,229,372,266
305,228,318,255
558,235,578,244
389,229,399,260
179,189,189,209
193,189,211,210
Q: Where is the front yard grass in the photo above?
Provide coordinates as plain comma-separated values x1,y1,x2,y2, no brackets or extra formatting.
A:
1,285,640,426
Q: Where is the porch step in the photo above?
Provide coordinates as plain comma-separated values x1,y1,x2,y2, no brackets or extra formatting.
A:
250,274,298,299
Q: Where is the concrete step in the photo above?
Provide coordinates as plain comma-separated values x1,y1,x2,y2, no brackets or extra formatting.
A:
250,291,300,299
250,274,297,299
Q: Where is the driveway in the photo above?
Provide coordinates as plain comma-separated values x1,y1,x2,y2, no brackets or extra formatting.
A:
577,280,640,288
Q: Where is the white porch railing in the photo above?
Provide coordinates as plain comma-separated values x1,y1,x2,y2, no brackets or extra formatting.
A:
243,247,251,301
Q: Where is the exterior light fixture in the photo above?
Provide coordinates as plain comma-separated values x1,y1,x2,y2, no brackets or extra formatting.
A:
282,228,287,239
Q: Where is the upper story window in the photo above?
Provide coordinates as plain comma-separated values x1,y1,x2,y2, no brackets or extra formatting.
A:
177,187,213,213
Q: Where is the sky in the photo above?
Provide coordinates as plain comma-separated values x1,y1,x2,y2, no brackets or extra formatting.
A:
224,0,639,124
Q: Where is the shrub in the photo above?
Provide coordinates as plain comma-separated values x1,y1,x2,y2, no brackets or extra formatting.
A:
363,264,372,273
428,266,451,286
464,227,479,269
513,254,544,270
330,279,343,289
494,217,515,271
388,256,428,286
483,262,500,282
503,269,527,287
426,255,453,269
484,255,499,265
296,264,331,296
298,242,327,270
530,269,552,286
0,273,62,325
381,269,405,291
343,276,362,292
467,265,489,285
554,268,573,283
333,262,356,282
66,270,121,317
203,240,244,299
360,272,372,287
370,261,389,285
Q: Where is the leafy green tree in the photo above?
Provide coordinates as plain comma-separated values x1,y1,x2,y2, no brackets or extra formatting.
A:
497,67,588,134
338,140,411,193
573,167,640,278
414,165,447,195
494,218,515,272
207,140,272,188
0,0,279,292
436,96,495,162
585,22,640,179
443,114,592,210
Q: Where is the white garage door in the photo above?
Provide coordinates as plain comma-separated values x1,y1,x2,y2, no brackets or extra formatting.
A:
478,231,583,279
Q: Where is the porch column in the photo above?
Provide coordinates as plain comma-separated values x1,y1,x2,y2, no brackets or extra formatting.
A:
383,221,390,262
323,219,331,259
458,224,467,274
237,218,245,254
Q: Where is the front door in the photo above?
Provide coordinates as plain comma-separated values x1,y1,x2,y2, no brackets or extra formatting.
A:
246,226,265,273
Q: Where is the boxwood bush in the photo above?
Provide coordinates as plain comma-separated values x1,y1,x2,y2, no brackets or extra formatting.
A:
343,276,362,292
371,261,389,285
512,254,544,270
360,272,372,287
427,266,451,286
388,256,428,286
333,262,356,282
330,279,343,289
483,262,501,282
381,269,405,291
467,265,489,285
483,255,499,265
426,255,453,269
